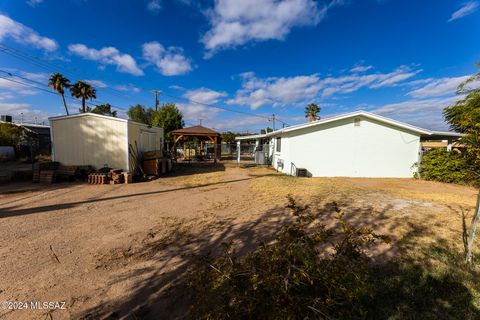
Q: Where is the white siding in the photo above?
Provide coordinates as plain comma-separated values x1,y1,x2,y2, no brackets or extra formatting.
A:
51,114,163,171
127,122,163,153
272,116,421,178
51,115,128,169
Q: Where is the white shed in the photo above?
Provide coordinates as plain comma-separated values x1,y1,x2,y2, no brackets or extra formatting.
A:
49,113,164,171
236,111,461,178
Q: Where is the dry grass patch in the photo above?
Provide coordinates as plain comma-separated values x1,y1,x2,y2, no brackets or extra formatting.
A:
164,171,226,187
248,173,478,262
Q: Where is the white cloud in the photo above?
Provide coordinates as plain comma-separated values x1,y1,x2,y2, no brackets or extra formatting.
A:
177,87,227,122
184,87,227,104
407,76,472,98
201,0,343,57
370,96,461,130
142,41,193,76
350,65,373,73
215,115,269,131
114,84,141,93
0,70,49,95
228,72,323,109
147,0,162,14
19,70,50,82
27,0,43,6
0,103,51,124
0,14,58,51
68,43,144,76
0,93,15,100
0,77,36,94
83,79,108,88
228,66,421,110
448,1,478,22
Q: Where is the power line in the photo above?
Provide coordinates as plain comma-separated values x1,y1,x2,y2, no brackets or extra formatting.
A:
0,71,124,112
1,44,291,127
0,43,138,101
161,92,270,120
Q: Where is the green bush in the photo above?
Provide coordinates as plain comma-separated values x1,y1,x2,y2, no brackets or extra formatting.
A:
418,149,479,186
187,198,480,319
0,122,24,146
188,197,388,319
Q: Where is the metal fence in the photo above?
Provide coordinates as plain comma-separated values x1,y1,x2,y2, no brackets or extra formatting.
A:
173,143,257,161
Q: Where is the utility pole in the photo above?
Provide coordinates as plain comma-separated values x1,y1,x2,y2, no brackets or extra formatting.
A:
198,118,203,126
149,90,162,111
272,114,276,131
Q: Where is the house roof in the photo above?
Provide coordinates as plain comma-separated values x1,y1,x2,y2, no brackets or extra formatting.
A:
173,125,220,136
236,110,463,140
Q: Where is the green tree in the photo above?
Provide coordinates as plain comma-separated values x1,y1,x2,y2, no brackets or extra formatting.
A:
70,81,97,113
48,73,71,115
305,103,321,122
0,122,24,146
443,63,480,263
221,131,237,144
86,103,117,117
127,104,154,124
151,103,184,144
260,127,274,134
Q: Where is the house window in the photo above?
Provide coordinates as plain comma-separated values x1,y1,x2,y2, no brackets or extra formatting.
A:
354,117,361,127
276,137,281,152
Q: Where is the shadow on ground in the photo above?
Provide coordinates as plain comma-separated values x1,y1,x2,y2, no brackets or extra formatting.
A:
0,175,280,219
163,162,227,178
77,199,480,319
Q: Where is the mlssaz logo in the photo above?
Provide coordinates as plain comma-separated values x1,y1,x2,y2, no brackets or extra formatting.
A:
30,301,66,310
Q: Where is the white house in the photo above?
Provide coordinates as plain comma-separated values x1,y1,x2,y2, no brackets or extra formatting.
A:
236,111,461,178
49,113,164,171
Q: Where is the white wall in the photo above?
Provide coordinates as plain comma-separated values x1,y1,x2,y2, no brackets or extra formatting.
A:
272,116,421,178
51,115,128,170
127,122,163,153
51,114,164,171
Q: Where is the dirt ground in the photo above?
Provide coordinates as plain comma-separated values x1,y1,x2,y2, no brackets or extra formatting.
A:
0,163,478,319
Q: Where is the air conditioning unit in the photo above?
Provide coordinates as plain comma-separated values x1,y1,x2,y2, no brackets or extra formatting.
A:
277,159,284,169
296,168,308,177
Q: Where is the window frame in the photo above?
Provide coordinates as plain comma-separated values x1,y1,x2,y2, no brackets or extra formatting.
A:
276,137,281,153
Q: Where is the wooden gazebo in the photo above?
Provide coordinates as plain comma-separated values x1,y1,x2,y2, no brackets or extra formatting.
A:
172,125,221,162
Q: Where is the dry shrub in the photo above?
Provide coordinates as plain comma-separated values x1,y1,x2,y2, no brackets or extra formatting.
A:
188,196,388,319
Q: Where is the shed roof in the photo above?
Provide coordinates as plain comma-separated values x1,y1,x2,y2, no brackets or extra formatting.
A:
48,112,154,128
236,110,463,140
173,125,220,136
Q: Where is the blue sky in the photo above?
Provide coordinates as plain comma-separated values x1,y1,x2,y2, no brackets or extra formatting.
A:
0,0,479,132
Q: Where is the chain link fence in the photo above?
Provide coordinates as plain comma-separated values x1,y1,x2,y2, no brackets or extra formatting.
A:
173,142,257,162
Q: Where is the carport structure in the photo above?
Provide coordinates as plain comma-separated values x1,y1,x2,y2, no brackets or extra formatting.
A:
172,125,221,163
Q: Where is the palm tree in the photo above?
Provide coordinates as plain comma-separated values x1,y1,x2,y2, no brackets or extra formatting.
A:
305,103,321,122
70,81,97,113
48,73,71,115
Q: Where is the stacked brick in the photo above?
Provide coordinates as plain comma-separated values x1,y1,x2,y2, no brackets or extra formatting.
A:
88,173,109,184
88,169,126,184
109,169,125,184
33,162,60,183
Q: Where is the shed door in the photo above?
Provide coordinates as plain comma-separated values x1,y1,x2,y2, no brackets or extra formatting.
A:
141,131,157,152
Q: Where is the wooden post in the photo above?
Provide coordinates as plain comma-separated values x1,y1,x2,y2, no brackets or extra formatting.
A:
214,136,217,163
237,140,241,163
183,141,186,161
